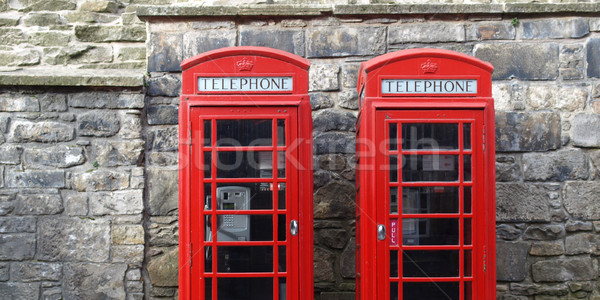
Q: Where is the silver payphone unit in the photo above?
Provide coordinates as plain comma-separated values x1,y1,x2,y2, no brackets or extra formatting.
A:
206,186,251,242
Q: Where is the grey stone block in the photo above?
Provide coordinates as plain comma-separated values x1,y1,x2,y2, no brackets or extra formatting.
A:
147,167,178,216
148,33,183,72
77,111,120,137
0,233,35,260
523,148,589,181
495,155,521,182
496,183,555,222
338,89,358,110
89,190,143,216
6,169,65,188
313,109,356,132
314,181,355,219
73,169,130,192
39,93,67,112
68,92,144,109
509,282,568,296
587,38,600,78
10,262,62,282
389,23,465,44
0,94,39,112
63,263,126,300
147,248,178,287
340,239,355,279
495,111,561,152
91,139,145,167
0,263,7,281
529,241,564,256
150,126,178,152
522,19,589,39
182,29,236,61
240,27,304,57
314,132,355,154
466,22,516,41
23,144,85,168
14,191,63,215
309,93,334,110
475,43,559,80
532,257,597,282
148,216,178,246
565,233,600,255
8,120,74,143
307,26,385,58
112,245,144,264
37,217,110,262
147,105,178,125
523,224,565,241
0,145,22,165
147,74,181,97
496,241,529,281
572,114,600,147
309,64,340,92
0,217,36,233
0,282,40,300
496,224,521,241
314,247,335,282
74,25,146,42
564,181,600,220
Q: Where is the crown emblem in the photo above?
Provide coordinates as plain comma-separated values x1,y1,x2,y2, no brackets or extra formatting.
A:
236,57,254,72
420,59,438,74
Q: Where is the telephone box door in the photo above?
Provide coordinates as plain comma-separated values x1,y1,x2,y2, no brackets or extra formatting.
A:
376,109,485,300
190,106,299,300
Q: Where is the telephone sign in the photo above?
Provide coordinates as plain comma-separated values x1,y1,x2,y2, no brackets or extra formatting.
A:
179,47,314,300
355,49,496,300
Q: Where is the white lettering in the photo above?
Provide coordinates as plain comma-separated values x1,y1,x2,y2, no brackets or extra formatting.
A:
381,79,478,95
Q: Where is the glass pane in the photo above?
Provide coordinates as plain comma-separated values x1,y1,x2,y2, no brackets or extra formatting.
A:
205,277,212,299
402,187,459,214
277,151,285,178
204,152,211,178
389,123,398,151
403,250,459,277
402,123,459,150
278,183,286,210
218,278,273,300
463,123,471,150
205,246,212,272
402,155,459,182
217,215,272,242
390,250,398,278
205,215,213,242
277,119,285,146
464,186,472,214
217,119,272,146
403,218,459,246
464,218,472,245
216,184,272,210
390,282,399,300
464,154,472,182
217,151,272,178
465,250,472,277
465,281,473,300
403,282,459,300
279,277,287,300
278,215,286,241
204,120,212,147
389,155,398,182
390,187,398,214
217,246,273,273
278,246,286,272
204,183,212,210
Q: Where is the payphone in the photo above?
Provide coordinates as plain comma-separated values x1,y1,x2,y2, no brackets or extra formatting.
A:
178,47,313,300
355,49,496,300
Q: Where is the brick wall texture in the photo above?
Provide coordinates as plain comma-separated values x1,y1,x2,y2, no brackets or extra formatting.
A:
2,1,600,300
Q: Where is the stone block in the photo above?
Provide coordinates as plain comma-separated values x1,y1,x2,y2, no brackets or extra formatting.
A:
39,93,67,112
530,241,564,256
0,13,20,26
0,216,36,233
68,92,144,109
526,85,587,112
475,43,559,80
496,183,555,222
80,0,118,13
340,239,355,279
182,29,236,61
532,257,597,282
115,46,145,62
147,167,178,216
20,0,76,12
112,245,144,264
0,93,39,112
307,26,385,58
240,27,304,57
314,181,355,219
37,217,110,262
0,144,22,165
0,192,16,216
63,263,126,299
73,169,130,192
23,144,85,168
0,282,40,299
126,268,141,281
22,12,63,26
118,113,142,140
495,155,521,182
147,248,178,287
566,221,593,232
338,89,358,110
509,282,568,296
0,263,7,281
147,105,178,125
0,28,26,46
309,93,334,110
317,228,349,249
314,132,354,154
523,224,565,241
62,191,88,216
77,111,120,137
6,169,65,188
495,111,561,152
0,48,40,67
466,22,516,40
14,190,63,215
148,217,178,246
389,23,465,44
565,233,600,255
126,280,143,293
75,25,146,42
523,148,589,181
91,139,144,167
89,190,143,216
313,109,356,132
496,241,529,281
148,33,183,72
588,38,600,78
572,114,600,147
523,19,589,39
496,224,521,241
10,262,62,282
150,126,178,152
0,115,9,133
314,247,336,282
342,64,360,89
8,120,74,143
0,233,35,260
112,224,144,245
309,64,340,92
564,181,600,220
147,74,181,97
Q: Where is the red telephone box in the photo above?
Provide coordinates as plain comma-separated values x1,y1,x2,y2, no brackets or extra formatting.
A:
355,49,496,300
178,47,313,300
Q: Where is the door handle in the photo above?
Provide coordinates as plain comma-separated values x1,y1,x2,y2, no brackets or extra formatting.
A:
290,220,299,236
377,224,386,241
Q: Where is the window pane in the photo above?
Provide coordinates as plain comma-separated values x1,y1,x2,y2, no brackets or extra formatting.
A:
402,123,459,150
389,155,398,182
463,123,471,150
464,186,472,214
390,187,398,214
390,282,399,300
390,250,398,278
402,155,459,182
402,187,459,214
389,123,398,151
217,151,272,178
216,215,272,242
279,277,287,300
278,183,286,210
217,246,273,273
205,246,212,273
403,250,459,277
278,214,286,242
204,152,211,178
465,250,472,277
277,151,286,178
279,246,286,272
205,277,212,299
204,183,212,210
464,218,472,245
216,184,272,210
204,120,212,147
277,119,286,146
403,218,459,246
403,282,459,300
218,278,273,299
464,154,472,182
465,281,473,300
217,119,272,146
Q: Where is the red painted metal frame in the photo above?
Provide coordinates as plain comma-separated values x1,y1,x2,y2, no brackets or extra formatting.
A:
355,49,496,300
179,47,313,300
